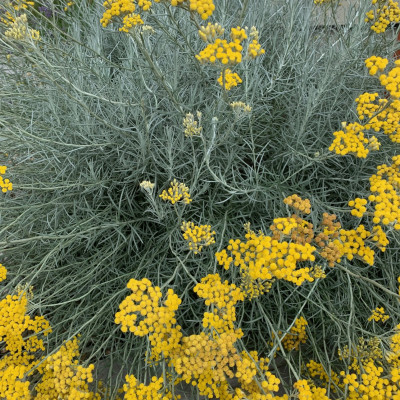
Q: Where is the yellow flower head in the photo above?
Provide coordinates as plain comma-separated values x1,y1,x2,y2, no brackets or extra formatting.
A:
181,221,216,254
159,179,192,204
368,306,389,323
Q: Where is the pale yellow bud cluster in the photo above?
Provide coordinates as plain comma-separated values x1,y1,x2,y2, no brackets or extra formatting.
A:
139,180,155,191
230,101,252,114
198,22,224,42
4,13,40,41
183,112,202,137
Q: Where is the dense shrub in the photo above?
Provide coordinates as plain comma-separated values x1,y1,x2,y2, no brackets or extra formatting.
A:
1,0,400,398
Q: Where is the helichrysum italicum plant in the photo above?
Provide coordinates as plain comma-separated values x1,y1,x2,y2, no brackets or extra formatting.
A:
4,0,400,397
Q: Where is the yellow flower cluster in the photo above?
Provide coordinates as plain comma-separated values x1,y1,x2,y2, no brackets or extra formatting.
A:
218,69,243,90
339,336,383,372
174,331,241,397
0,271,101,399
181,221,216,254
120,13,144,32
348,197,367,217
0,166,12,193
365,0,400,33
276,316,308,352
368,306,389,322
114,278,182,359
387,323,400,366
234,351,288,400
368,155,400,228
340,361,390,399
333,226,375,265
330,57,400,157
216,223,316,295
116,273,288,399
304,332,400,398
187,0,215,20
284,194,311,214
64,1,75,11
196,37,244,65
0,290,40,399
355,92,383,120
365,56,388,76
159,179,192,204
123,375,172,400
306,360,342,392
270,215,314,244
183,112,202,137
398,276,400,296
293,379,330,400
313,0,333,4
196,25,264,90
0,264,6,282
248,33,265,59
371,225,389,251
4,13,40,41
329,122,371,158
380,60,400,99
100,0,151,31
0,291,51,354
101,0,216,32
35,337,99,400
198,22,225,42
194,273,244,335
